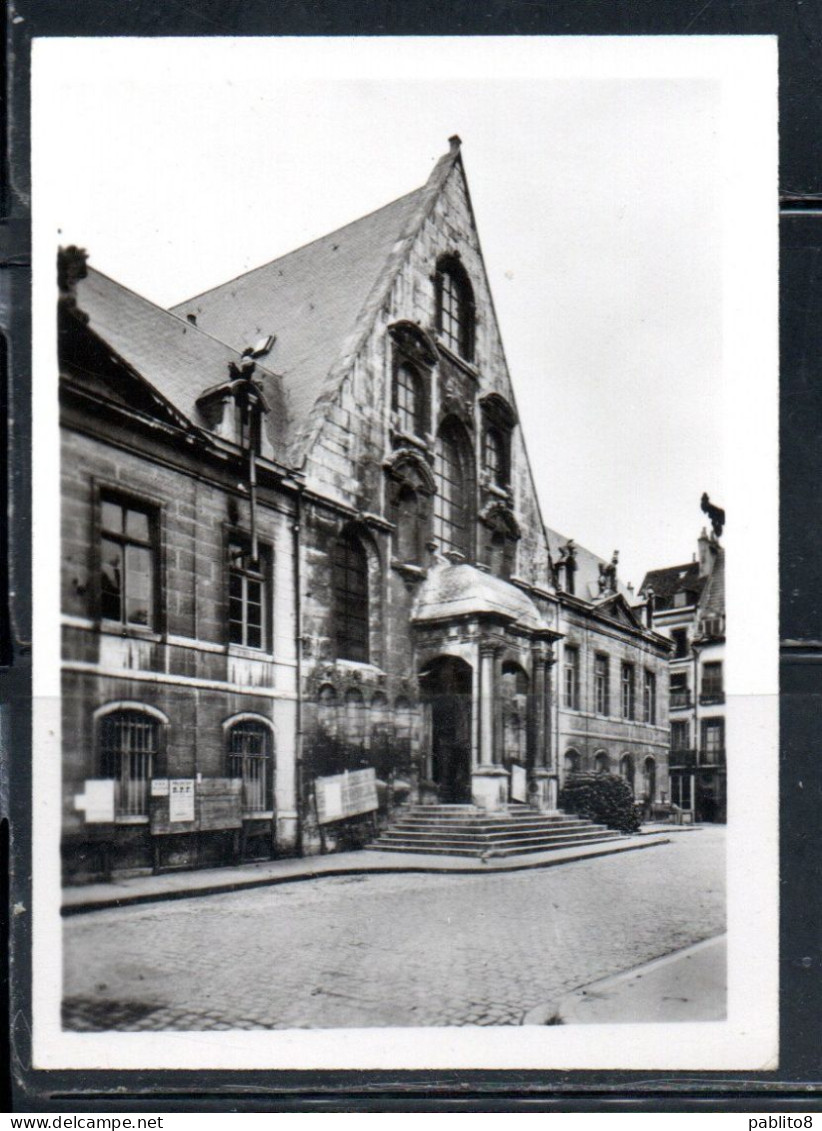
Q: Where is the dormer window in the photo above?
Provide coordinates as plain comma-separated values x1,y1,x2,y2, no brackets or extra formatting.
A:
435,256,475,362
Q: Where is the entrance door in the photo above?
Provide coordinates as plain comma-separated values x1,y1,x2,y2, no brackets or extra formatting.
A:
420,656,473,803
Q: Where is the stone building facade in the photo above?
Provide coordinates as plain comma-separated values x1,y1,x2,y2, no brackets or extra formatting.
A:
59,138,671,881
641,524,726,822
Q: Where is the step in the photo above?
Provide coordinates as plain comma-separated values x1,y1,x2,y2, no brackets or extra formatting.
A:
387,818,593,834
372,827,609,847
365,832,622,859
370,829,616,852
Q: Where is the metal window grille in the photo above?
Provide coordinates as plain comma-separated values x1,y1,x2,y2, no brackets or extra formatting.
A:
332,535,369,662
227,721,272,813
434,428,472,557
100,497,155,628
395,364,422,436
100,710,158,816
228,542,266,649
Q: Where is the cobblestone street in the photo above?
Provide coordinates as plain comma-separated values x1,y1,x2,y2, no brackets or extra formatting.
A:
63,827,725,1031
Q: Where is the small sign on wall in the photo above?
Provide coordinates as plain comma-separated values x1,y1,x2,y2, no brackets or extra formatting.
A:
315,768,378,825
169,779,196,823
74,779,115,824
151,778,169,797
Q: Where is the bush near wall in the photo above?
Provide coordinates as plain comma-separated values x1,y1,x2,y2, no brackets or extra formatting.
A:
559,772,642,834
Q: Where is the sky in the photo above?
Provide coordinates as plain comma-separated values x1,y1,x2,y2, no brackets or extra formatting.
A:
37,37,732,589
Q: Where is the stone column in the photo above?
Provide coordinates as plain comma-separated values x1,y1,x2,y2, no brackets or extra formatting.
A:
529,643,558,811
471,640,509,811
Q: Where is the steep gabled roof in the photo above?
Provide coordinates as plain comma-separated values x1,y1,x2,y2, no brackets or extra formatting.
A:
71,267,291,458
640,560,707,609
171,141,463,462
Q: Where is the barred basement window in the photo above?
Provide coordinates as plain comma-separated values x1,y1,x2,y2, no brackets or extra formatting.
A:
227,720,273,813
332,532,369,662
228,541,268,649
100,495,157,628
99,709,159,817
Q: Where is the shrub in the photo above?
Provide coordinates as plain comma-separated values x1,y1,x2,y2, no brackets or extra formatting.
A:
558,772,641,834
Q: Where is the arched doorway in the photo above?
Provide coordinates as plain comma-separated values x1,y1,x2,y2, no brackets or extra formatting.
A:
620,753,636,795
419,656,473,803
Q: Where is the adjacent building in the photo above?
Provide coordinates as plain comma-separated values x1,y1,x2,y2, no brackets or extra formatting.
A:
59,138,671,882
640,527,726,822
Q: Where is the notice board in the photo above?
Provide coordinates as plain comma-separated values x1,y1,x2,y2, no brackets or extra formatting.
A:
150,777,243,835
315,768,378,825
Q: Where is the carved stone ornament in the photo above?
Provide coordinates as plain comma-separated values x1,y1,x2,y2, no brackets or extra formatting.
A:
388,320,439,369
383,448,437,496
479,391,517,430
479,501,521,540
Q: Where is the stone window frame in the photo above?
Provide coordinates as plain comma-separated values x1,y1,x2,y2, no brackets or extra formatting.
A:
224,712,276,815
98,488,162,632
433,416,476,560
383,449,436,569
621,661,636,720
434,254,476,363
594,653,610,716
94,701,169,821
226,534,273,652
332,530,371,664
643,668,657,724
563,644,580,710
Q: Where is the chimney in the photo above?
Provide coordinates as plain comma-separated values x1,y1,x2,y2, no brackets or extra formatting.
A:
697,527,716,578
448,134,462,154
645,588,655,629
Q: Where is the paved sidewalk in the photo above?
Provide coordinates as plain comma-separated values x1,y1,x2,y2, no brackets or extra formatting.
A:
62,831,671,915
523,934,726,1025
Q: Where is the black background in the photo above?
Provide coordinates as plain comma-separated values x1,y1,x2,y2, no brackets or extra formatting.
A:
3,0,820,1113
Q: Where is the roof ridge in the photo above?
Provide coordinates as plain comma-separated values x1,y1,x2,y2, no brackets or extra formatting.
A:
170,185,425,311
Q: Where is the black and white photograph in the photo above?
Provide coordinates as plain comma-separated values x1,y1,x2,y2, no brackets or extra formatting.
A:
31,35,778,1073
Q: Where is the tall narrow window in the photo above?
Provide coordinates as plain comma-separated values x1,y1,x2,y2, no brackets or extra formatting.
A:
483,427,507,487
228,541,268,649
394,363,424,437
435,257,475,361
621,663,635,720
563,646,580,709
701,718,725,762
701,661,724,702
671,720,690,752
100,495,157,628
670,670,689,709
594,654,610,715
434,421,474,558
99,709,159,817
332,531,369,662
227,719,273,813
643,670,656,724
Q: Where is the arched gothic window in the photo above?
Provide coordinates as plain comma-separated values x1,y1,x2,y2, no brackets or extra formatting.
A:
435,256,475,361
99,708,162,817
564,748,581,775
434,420,475,558
226,718,274,813
332,531,369,662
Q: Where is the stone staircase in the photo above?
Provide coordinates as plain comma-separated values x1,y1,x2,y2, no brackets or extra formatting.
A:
366,803,622,859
